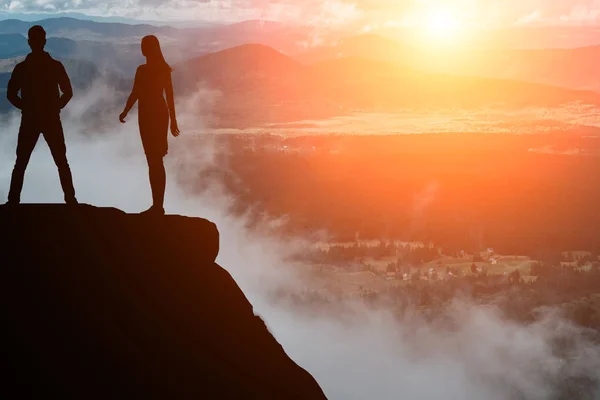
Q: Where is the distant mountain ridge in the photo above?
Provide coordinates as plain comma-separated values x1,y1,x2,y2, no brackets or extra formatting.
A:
0,17,179,40
0,11,222,27
0,33,89,59
173,43,600,127
294,34,600,92
0,17,598,128
0,17,598,92
0,17,318,54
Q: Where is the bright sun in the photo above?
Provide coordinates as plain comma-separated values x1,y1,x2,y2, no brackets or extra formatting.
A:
418,6,464,46
426,9,460,37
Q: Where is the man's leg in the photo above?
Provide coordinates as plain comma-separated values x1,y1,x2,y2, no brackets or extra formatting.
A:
7,120,40,204
43,118,77,204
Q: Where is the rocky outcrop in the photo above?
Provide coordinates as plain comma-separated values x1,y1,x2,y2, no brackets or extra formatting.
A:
0,204,327,399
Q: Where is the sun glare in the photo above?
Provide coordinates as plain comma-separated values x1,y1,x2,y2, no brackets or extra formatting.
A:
426,8,460,37
408,4,466,47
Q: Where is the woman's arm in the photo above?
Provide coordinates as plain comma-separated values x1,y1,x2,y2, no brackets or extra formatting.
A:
165,72,180,137
120,67,140,122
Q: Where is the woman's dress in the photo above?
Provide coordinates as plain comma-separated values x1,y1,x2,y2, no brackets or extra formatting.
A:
133,64,170,158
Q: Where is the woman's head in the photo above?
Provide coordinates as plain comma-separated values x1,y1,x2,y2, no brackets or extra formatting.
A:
141,35,172,72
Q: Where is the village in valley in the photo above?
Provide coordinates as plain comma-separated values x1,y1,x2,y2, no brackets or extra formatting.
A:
297,240,600,298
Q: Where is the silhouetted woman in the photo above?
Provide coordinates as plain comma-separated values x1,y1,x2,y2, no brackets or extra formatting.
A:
120,35,180,215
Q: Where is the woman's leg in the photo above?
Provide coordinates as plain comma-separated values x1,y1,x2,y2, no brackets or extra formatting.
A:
147,154,166,210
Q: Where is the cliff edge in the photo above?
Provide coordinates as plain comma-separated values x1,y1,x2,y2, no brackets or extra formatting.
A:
0,204,327,399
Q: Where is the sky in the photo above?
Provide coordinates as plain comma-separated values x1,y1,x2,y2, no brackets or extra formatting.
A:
0,0,600,28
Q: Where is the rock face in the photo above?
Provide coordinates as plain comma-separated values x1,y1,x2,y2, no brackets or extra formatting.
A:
0,204,327,399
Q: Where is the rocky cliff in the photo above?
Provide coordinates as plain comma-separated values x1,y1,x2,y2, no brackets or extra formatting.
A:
0,204,327,399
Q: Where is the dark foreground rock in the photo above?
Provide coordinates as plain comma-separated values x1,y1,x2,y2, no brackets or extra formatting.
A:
0,204,327,399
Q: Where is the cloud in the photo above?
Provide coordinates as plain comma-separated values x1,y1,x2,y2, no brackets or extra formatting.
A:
0,0,362,24
508,0,600,25
1,0,599,27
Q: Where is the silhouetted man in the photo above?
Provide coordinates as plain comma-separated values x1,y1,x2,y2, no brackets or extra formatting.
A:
6,25,77,205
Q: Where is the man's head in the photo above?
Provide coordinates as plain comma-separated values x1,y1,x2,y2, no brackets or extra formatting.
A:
28,25,46,52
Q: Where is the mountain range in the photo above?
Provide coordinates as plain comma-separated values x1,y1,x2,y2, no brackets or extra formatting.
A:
294,34,600,92
0,11,222,27
0,16,598,128
173,44,600,127
0,17,317,54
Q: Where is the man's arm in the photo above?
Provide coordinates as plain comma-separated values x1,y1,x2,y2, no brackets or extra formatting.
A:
7,65,24,110
57,63,73,109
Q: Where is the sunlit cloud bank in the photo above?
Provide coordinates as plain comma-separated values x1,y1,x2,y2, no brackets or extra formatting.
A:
1,81,600,399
